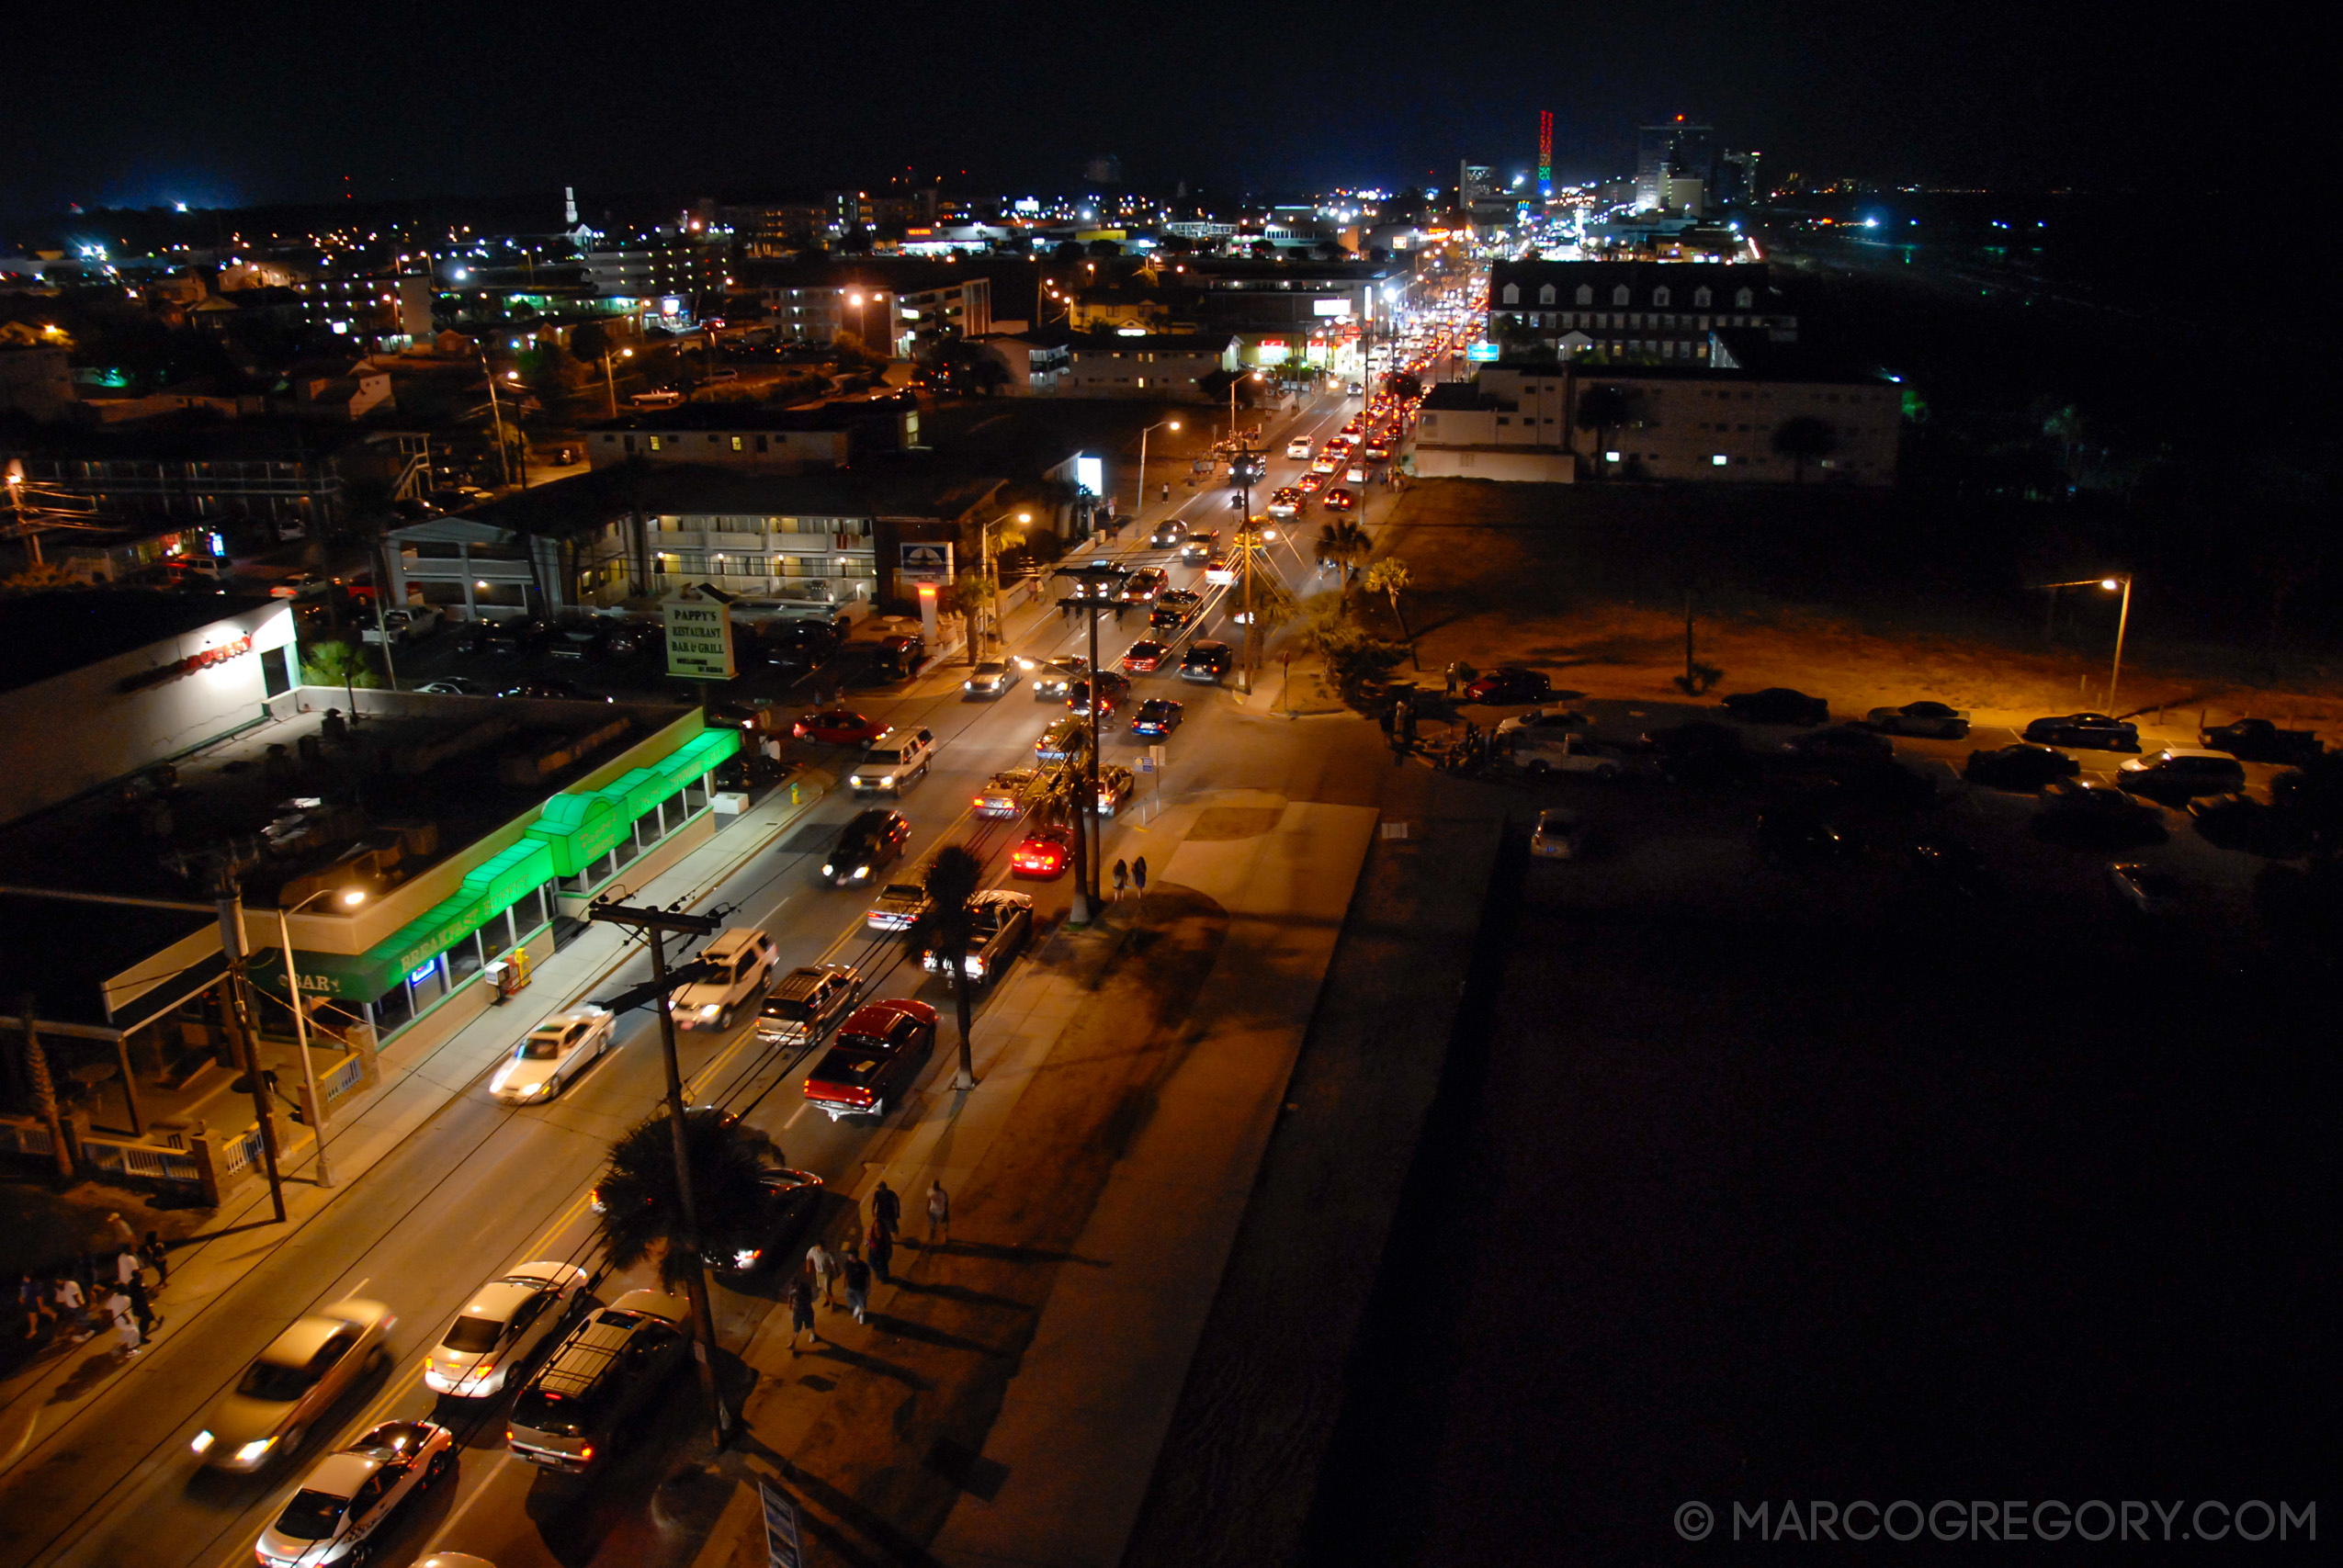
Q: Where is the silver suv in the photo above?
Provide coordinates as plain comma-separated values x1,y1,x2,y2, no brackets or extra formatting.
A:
506,1289,690,1472
755,964,864,1045
850,728,934,795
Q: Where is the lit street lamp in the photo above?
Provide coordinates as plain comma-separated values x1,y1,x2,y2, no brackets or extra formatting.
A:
275,885,367,1189
2039,574,2135,711
978,509,1032,659
1137,419,1179,517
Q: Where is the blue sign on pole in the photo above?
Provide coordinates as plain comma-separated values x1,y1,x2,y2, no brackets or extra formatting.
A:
1465,342,1500,362
761,1480,804,1568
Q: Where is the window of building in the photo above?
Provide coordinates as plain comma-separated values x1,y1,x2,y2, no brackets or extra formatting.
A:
754,434,768,453
1576,285,1594,305
1501,283,1520,304
1652,287,1671,307
1613,286,1631,306
1694,287,1713,308
648,435,662,451
730,435,743,450
1538,284,1556,305
1735,288,1755,309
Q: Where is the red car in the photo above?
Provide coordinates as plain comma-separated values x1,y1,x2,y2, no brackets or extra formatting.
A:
1120,640,1169,673
1322,488,1356,512
793,708,886,746
1297,471,1326,493
1462,666,1553,704
1010,826,1072,879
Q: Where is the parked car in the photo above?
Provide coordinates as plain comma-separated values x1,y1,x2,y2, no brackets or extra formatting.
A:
1865,700,1971,737
671,927,780,1031
1964,743,2080,791
1010,825,1072,879
865,883,928,932
1722,687,1830,726
193,1299,397,1472
792,708,886,746
1642,721,1752,785
802,998,938,1120
1095,764,1136,816
873,633,926,678
2198,716,2323,764
2032,779,2168,847
1130,698,1183,738
2108,862,2184,917
1492,707,1587,739
415,678,486,696
849,727,935,795
1906,835,1993,901
506,1290,691,1472
2115,747,2248,801
469,616,549,656
820,809,911,886
973,768,1038,818
422,1262,590,1398
755,965,864,1045
498,678,611,703
706,1169,825,1277
1757,807,1862,863
919,889,1035,989
2188,793,2310,857
1179,641,1233,683
1782,726,1896,766
964,660,1020,698
1461,666,1552,704
1506,730,1623,778
253,1419,455,1568
2022,712,2140,750
361,606,443,646
1529,807,1589,860
490,1008,615,1104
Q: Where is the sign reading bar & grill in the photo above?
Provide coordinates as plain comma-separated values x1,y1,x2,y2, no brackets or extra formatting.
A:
663,588,737,680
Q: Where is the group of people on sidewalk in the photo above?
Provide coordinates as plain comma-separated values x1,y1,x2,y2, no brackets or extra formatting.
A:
788,1179,951,1352
8,1213,171,1364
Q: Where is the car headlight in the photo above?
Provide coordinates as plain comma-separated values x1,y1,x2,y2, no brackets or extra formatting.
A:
697,1004,721,1019
852,865,870,880
235,1437,277,1464
190,1429,215,1454
966,956,986,978
878,774,896,787
733,1248,761,1269
821,863,834,877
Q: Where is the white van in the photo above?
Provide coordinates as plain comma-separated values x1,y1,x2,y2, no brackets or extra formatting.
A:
671,928,779,1031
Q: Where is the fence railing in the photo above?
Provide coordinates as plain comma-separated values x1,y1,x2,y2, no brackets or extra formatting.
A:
79,1135,201,1183
0,1120,55,1159
219,1124,265,1175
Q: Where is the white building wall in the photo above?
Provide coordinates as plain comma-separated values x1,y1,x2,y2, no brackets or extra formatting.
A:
0,602,295,826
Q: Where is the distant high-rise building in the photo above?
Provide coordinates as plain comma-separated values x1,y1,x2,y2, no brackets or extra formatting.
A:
1083,153,1126,188
1460,162,1497,205
1719,150,1761,206
1635,118,1716,211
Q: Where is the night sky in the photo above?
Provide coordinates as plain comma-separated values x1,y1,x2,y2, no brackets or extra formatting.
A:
8,0,2289,213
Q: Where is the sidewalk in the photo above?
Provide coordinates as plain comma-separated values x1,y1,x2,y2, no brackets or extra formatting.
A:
0,772,836,1475
686,791,1379,1568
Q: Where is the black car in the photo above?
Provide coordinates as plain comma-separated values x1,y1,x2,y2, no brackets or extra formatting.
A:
1069,671,1131,716
470,616,549,655
820,809,911,886
1149,520,1188,548
1907,834,1993,900
1964,743,2081,791
705,1168,825,1278
2021,712,2140,751
1179,640,1233,683
2199,716,2324,764
499,677,612,702
1150,598,1200,631
1721,687,1830,726
1642,720,1752,784
2031,781,2167,848
1756,807,1861,863
1780,726,1895,766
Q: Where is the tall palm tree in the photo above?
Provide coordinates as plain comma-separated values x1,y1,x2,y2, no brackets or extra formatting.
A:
595,1107,779,1289
903,844,987,1090
1573,384,1631,479
1364,558,1419,670
1315,519,1372,587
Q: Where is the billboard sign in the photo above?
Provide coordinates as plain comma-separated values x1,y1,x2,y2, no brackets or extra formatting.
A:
1466,342,1500,362
898,541,954,582
1073,454,1104,499
663,589,737,680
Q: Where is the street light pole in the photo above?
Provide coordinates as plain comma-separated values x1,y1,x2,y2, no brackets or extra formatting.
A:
2106,573,2133,712
478,343,515,490
1137,420,1179,519
274,886,365,1189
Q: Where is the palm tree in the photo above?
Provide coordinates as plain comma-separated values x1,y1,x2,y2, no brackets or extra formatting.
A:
1363,558,1419,670
1771,416,1838,484
1315,519,1372,585
1573,384,1631,478
902,845,987,1089
595,1107,779,1289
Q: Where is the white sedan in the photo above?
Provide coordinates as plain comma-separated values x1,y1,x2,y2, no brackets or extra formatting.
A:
253,1419,455,1567
1285,437,1314,458
422,1259,590,1397
490,1007,614,1105
1865,701,1972,737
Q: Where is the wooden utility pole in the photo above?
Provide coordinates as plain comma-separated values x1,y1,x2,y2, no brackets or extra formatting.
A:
583,897,733,1449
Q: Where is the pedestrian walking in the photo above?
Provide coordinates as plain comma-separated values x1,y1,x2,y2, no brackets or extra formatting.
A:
141,1231,168,1288
1160,482,1171,503
51,1273,85,1338
926,1180,950,1247
869,1224,893,1283
806,1240,837,1306
1131,856,1148,898
124,1272,158,1343
17,1275,52,1338
787,1275,819,1351
103,1289,140,1358
1443,660,1459,697
102,1213,137,1254
842,1249,872,1325
1112,859,1129,899
871,1180,900,1241
113,1248,141,1289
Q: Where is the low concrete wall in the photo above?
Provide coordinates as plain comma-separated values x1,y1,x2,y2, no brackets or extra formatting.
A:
1412,445,1579,482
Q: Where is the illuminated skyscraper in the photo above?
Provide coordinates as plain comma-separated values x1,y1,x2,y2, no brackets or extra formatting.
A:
1635,118,1716,210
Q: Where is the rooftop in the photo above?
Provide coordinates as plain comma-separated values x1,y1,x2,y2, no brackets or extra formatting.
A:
0,591,275,696
453,458,1007,536
581,394,915,434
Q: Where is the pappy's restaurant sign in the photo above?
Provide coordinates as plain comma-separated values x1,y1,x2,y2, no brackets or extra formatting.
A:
663,588,737,680
119,635,255,693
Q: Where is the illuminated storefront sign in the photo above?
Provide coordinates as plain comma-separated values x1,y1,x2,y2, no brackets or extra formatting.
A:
118,635,255,693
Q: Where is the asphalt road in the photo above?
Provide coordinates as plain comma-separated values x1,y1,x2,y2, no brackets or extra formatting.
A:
0,381,1404,1568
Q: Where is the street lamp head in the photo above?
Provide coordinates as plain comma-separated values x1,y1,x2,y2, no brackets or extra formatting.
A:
1169,421,1180,431
338,887,367,908
1018,512,1032,523
2100,577,2122,591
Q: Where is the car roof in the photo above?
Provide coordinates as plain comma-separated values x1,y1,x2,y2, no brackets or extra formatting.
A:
300,1450,381,1497
971,888,1035,911
606,1289,691,1324
457,1279,541,1325
2156,747,2233,761
843,808,901,832
701,928,765,955
261,1308,368,1365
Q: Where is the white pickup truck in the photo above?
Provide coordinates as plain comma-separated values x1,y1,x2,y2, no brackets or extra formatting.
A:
1503,728,1624,779
362,606,442,644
